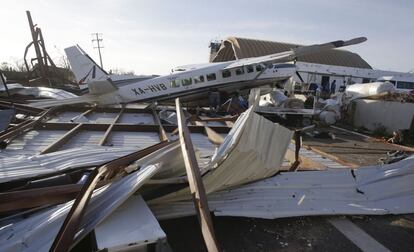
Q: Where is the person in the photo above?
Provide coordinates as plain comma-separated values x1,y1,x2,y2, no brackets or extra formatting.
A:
339,80,346,92
321,82,330,99
208,89,220,112
330,80,336,95
309,82,319,91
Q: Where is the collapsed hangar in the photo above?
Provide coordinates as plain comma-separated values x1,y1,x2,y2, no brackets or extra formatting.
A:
209,36,372,69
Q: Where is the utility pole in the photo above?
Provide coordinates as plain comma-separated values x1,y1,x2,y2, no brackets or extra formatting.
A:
91,33,104,69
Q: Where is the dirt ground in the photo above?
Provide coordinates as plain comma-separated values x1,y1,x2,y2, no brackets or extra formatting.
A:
160,214,414,252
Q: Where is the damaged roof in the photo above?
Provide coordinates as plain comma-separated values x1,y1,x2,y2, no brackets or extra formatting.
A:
211,37,372,69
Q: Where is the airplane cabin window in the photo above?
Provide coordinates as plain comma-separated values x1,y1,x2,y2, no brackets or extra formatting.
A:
194,75,205,84
181,78,192,86
206,73,216,81
246,65,254,73
222,70,231,78
397,81,414,89
235,68,245,75
256,65,263,72
171,80,180,88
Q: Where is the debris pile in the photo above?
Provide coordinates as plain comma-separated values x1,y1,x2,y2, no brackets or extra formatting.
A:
0,89,413,251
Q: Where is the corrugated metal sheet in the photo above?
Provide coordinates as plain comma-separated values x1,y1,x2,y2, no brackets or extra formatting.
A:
190,133,218,165
151,107,293,203
0,130,66,158
0,147,138,183
118,113,154,124
212,37,372,69
63,131,104,149
150,156,414,220
48,112,155,124
0,163,161,252
47,112,85,123
0,130,215,183
95,195,166,251
109,132,160,148
287,143,349,169
85,112,117,124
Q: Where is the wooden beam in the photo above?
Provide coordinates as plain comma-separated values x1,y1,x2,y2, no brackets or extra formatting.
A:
70,107,95,122
302,144,358,168
50,141,171,252
195,121,224,145
175,98,220,252
57,106,154,114
99,106,125,146
284,148,326,170
0,106,58,144
40,123,83,154
0,100,45,115
289,130,302,171
197,115,238,122
152,107,169,142
146,177,188,185
37,122,232,134
0,180,111,213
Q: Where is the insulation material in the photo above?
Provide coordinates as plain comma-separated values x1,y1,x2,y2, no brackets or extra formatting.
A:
152,107,293,203
150,156,414,220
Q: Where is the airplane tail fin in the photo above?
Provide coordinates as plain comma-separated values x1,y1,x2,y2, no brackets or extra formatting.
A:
64,45,109,84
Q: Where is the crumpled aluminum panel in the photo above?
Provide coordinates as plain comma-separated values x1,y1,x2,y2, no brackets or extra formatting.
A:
152,107,293,203
150,156,414,220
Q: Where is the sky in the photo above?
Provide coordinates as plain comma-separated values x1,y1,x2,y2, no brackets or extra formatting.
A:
1,0,413,75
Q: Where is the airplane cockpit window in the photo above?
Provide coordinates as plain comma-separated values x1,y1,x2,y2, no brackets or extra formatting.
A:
206,73,216,81
235,68,245,75
181,78,192,86
194,75,205,84
171,79,180,88
222,70,231,78
256,65,263,71
246,65,254,73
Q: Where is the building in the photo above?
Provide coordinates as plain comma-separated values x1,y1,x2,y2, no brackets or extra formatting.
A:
210,37,414,91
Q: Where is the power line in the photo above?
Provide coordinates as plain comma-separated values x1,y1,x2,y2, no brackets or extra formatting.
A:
91,33,104,69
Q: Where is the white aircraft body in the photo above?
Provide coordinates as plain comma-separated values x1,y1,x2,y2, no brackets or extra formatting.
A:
56,37,367,108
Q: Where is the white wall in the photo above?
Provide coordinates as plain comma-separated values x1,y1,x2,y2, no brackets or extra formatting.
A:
350,99,414,134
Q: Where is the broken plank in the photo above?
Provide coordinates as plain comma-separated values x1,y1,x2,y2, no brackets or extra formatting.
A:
195,121,224,145
175,98,220,252
99,105,125,146
152,107,169,142
40,123,84,154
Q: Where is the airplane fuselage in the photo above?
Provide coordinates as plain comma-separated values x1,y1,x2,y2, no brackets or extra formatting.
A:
98,61,296,105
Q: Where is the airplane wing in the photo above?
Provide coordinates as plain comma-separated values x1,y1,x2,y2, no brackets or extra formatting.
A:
88,78,118,95
224,37,367,70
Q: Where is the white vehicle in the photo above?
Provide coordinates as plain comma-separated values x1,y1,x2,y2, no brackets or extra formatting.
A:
59,37,367,107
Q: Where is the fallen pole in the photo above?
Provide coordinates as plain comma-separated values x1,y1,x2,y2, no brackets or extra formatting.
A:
175,98,220,252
